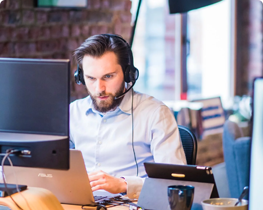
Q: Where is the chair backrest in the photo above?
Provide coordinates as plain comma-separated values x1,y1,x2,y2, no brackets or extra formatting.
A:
178,125,198,165
223,120,250,198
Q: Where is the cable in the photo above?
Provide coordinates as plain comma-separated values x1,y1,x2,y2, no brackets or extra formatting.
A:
6,155,32,210
1,150,32,210
131,89,138,176
1,151,23,210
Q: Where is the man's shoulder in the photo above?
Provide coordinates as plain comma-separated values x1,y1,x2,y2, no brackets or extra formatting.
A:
134,91,165,106
70,96,91,111
134,91,168,111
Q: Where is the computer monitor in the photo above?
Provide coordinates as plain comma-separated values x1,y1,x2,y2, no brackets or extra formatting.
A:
0,58,70,170
249,77,263,209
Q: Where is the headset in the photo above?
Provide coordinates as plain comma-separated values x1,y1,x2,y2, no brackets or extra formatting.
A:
74,34,139,99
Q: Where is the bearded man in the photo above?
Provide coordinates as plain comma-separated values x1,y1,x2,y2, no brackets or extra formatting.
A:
70,34,186,199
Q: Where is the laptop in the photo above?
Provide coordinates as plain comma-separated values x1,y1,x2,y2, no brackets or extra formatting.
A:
3,149,120,205
138,162,219,210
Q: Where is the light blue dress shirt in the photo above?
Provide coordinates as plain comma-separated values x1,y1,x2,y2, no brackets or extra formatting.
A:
70,89,186,198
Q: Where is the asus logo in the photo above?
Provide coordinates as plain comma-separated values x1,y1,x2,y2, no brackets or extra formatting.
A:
38,173,53,178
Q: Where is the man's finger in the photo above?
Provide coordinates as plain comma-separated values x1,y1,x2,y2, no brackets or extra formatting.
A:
90,179,106,188
91,183,108,192
88,172,105,181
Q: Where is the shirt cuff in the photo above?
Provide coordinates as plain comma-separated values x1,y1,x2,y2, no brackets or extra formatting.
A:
121,176,145,199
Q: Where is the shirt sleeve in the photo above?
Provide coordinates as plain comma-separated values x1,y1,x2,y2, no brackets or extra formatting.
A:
150,105,187,165
123,105,186,199
121,176,145,199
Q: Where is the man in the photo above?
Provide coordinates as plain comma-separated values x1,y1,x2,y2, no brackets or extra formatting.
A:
70,34,186,199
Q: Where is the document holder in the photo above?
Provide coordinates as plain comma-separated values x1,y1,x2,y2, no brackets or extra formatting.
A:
137,162,219,210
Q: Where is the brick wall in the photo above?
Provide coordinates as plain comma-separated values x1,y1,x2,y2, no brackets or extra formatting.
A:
236,0,263,96
0,0,132,100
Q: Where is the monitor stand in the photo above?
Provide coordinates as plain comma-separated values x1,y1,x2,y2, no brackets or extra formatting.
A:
0,187,63,210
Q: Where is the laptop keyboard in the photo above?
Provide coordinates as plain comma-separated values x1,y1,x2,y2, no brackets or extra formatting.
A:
94,195,108,201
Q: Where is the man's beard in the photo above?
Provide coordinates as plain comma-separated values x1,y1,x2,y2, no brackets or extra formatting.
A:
89,82,125,113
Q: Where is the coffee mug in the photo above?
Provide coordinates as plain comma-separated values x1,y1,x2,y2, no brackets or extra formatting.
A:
167,185,195,210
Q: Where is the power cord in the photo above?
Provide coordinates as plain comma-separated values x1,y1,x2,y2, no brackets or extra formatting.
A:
1,150,32,210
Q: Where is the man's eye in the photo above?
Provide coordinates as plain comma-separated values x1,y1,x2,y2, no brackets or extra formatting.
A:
104,75,113,79
87,76,95,80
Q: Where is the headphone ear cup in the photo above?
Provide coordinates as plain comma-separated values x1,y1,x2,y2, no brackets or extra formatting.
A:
124,66,139,83
74,65,85,85
124,66,131,83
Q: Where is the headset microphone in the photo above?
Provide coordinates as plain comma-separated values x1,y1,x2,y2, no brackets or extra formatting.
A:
114,80,137,100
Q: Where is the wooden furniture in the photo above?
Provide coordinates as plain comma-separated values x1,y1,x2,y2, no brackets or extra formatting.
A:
0,187,130,210
0,187,64,210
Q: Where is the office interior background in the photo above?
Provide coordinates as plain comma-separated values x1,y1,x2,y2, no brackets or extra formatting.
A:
0,0,262,199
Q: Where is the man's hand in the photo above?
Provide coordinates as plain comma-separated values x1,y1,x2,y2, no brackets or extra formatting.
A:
88,170,127,194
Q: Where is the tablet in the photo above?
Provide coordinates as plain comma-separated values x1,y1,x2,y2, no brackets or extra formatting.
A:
144,162,219,198
138,162,219,210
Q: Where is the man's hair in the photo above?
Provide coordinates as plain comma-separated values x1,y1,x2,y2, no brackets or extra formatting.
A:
74,34,130,72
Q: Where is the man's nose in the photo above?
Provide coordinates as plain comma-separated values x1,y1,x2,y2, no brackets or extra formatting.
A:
95,80,106,93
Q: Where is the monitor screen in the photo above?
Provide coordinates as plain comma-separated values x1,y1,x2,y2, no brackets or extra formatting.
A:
0,58,70,169
249,77,263,209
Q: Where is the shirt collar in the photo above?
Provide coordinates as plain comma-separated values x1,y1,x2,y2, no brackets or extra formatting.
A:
85,89,133,116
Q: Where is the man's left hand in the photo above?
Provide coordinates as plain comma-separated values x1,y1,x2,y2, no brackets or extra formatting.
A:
88,170,127,194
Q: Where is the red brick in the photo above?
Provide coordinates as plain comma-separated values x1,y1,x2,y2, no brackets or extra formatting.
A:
6,42,15,54
114,24,131,38
90,25,109,36
81,25,90,37
124,0,132,11
28,42,36,53
69,11,85,22
120,12,131,23
7,11,21,25
71,25,81,37
21,0,34,9
28,27,40,39
88,0,101,9
50,25,62,38
6,0,20,10
38,26,50,39
48,11,63,23
61,25,70,37
36,11,47,24
14,42,33,55
37,40,58,52
101,0,110,9
110,0,127,11
58,38,68,51
68,39,79,50
22,10,35,25
12,27,29,40
87,11,113,23
113,18,122,35
52,52,68,59
61,11,69,22
0,27,12,41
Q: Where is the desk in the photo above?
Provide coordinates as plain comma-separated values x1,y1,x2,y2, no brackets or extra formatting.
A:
62,204,129,210
0,188,131,210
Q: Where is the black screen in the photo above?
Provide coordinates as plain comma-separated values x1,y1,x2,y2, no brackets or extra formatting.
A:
0,58,70,136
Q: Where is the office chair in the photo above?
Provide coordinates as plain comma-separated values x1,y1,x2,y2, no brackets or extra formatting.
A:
178,125,198,165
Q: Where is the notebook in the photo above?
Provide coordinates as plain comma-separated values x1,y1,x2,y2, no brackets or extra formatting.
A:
138,162,219,210
3,149,120,205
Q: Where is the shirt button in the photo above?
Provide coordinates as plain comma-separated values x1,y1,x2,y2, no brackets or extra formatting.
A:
103,119,107,123
97,163,101,167
98,141,102,145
